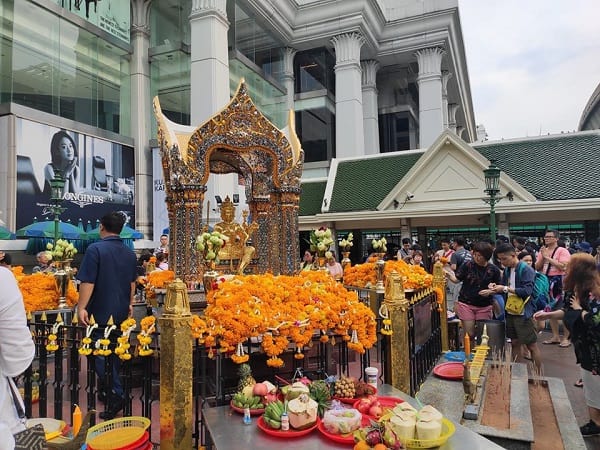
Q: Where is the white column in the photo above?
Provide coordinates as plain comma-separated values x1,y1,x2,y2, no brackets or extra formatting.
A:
190,0,230,124
361,60,380,155
448,103,459,134
189,0,236,225
282,47,297,112
441,71,452,129
331,32,365,158
131,0,152,238
415,47,445,149
456,125,465,139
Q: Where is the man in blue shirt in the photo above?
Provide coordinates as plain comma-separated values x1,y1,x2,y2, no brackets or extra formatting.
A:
77,211,137,419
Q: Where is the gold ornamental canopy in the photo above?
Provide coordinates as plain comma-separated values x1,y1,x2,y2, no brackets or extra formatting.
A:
153,79,304,281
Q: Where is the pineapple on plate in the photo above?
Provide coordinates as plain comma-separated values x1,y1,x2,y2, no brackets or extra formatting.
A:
237,363,256,396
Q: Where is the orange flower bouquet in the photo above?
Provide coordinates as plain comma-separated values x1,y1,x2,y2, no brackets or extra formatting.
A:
344,259,433,290
145,269,176,298
13,267,77,312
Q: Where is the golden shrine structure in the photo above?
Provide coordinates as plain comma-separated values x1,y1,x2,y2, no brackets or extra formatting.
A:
153,80,304,280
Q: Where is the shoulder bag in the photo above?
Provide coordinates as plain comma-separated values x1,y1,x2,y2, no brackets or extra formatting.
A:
7,377,45,450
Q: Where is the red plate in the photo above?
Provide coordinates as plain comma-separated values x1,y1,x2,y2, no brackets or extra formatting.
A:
433,362,464,380
317,414,371,444
257,416,319,438
353,396,404,418
230,400,265,416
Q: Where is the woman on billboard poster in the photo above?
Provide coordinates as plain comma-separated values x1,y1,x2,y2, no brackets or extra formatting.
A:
43,130,80,195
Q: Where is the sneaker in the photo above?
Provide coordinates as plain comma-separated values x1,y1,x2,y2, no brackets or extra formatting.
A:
580,420,600,437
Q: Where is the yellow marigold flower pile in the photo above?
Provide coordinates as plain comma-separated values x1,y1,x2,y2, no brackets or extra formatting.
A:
145,270,176,298
194,271,377,367
344,259,433,290
12,267,77,312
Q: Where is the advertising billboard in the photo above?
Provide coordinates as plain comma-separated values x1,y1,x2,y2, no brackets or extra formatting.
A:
54,0,130,44
15,118,135,230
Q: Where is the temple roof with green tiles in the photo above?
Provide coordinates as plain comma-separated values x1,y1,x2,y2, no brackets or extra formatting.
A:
299,181,326,216
474,131,600,201
327,153,422,212
299,130,600,216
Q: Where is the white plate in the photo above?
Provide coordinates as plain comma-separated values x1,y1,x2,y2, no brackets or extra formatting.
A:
26,417,66,433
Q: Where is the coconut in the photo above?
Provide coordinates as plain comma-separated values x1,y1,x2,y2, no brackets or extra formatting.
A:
287,393,318,429
418,405,443,424
388,412,416,441
416,417,442,440
392,403,417,420
285,381,310,401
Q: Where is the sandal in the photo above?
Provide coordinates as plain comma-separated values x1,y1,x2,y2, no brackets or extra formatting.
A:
559,341,572,348
542,339,560,345
574,379,583,388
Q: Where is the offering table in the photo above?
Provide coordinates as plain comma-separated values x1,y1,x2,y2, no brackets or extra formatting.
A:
202,384,503,449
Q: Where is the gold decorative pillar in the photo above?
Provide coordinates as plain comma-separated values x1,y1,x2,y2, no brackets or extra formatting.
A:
382,270,411,393
167,188,205,283
432,261,449,352
159,279,193,450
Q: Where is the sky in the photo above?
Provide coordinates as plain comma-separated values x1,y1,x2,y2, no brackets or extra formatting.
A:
458,0,600,141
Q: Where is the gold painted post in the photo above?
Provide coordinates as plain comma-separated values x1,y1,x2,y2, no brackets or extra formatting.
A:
432,261,449,352
159,279,193,450
382,270,411,393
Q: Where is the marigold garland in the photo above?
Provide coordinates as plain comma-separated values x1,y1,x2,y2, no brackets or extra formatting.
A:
196,271,378,367
45,315,64,352
138,316,156,356
79,319,98,356
344,259,433,290
115,318,136,361
94,319,116,357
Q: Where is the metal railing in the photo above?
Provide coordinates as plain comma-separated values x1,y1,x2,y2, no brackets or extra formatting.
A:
20,283,442,446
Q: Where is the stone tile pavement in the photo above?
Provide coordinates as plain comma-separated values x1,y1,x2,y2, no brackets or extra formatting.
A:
536,329,600,450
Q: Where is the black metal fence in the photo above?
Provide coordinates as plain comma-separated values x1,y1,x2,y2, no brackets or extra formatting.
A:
408,292,442,395
20,287,441,446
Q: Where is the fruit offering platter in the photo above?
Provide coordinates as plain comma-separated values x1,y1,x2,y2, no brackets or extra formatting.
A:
230,393,265,415
353,396,404,420
319,407,370,444
230,364,280,415
259,396,320,437
352,402,455,449
332,376,378,404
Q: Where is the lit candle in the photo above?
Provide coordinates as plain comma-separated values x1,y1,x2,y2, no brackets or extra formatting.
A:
72,404,82,436
464,333,471,356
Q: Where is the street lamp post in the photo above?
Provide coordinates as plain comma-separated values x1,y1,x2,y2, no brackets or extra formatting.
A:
483,161,501,241
49,170,66,245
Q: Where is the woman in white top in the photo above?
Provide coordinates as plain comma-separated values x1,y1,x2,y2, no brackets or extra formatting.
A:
0,267,35,448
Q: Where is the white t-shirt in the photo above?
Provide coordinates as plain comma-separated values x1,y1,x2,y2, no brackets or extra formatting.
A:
0,267,35,440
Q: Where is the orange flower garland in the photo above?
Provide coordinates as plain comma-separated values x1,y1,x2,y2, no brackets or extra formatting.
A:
344,259,433,290
199,271,378,367
13,268,78,312
138,316,156,356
